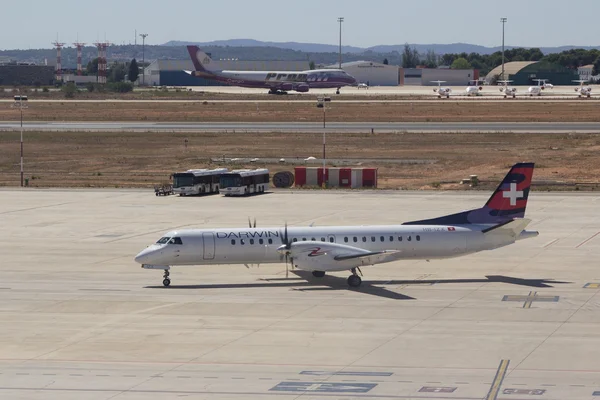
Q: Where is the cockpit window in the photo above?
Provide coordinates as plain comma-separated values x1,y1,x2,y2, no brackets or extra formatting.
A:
156,237,171,244
168,237,183,245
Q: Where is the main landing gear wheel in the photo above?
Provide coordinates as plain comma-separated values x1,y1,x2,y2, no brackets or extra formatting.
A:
312,270,325,278
347,267,362,287
336,89,341,95
347,274,362,287
163,269,170,287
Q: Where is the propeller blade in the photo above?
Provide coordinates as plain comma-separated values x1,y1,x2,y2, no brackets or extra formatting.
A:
248,217,252,228
253,218,257,228
285,222,291,250
285,254,289,278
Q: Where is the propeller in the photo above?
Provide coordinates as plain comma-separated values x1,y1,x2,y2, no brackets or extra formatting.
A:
277,222,293,278
248,217,256,228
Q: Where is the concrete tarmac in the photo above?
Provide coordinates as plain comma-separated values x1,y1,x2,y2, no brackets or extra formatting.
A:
1,121,600,133
1,189,600,399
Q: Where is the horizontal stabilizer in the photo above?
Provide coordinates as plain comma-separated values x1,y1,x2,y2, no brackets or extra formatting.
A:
482,218,531,237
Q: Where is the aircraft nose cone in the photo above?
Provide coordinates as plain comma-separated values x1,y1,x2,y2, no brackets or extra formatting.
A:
135,247,157,264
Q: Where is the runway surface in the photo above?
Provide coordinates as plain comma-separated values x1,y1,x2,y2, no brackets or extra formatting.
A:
1,188,600,399
1,121,600,133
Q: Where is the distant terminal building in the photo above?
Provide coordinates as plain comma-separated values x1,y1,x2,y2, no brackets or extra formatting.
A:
330,61,400,86
403,67,478,86
0,65,55,86
578,64,594,82
143,59,310,87
62,74,100,85
485,61,579,85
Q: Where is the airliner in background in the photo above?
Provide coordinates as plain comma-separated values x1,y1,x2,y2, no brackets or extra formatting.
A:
135,163,538,288
185,45,357,94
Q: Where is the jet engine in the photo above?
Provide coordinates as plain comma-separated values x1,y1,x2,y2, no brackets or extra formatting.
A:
280,83,294,91
295,84,310,93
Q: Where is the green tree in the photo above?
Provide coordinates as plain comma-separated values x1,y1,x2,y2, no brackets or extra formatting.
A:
86,58,99,74
593,56,600,76
383,58,389,65
451,57,472,69
423,49,438,68
401,44,420,68
440,53,456,67
108,62,127,83
309,60,316,70
128,58,139,82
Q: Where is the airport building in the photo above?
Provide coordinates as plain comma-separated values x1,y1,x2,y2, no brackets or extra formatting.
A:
578,64,594,81
143,59,310,87
0,65,55,86
485,61,580,85
330,61,400,86
403,68,479,86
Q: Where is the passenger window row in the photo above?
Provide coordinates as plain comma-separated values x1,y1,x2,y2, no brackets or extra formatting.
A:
344,235,421,243
231,238,275,246
229,235,421,246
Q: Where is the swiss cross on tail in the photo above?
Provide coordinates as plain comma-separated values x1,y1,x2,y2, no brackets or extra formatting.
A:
485,163,534,217
502,182,524,206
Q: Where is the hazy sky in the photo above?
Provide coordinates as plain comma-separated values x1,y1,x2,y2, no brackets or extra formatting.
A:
2,0,599,50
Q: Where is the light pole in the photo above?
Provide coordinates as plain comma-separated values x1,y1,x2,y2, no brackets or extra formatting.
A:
500,17,507,81
11,94,28,187
139,33,148,85
317,96,331,187
337,17,344,69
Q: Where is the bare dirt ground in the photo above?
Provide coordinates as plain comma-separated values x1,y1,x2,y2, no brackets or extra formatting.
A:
1,101,600,123
1,131,598,190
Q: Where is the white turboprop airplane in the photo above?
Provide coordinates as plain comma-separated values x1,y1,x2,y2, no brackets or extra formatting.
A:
465,79,484,96
498,80,517,98
135,163,538,288
432,80,452,98
573,80,592,98
528,79,553,96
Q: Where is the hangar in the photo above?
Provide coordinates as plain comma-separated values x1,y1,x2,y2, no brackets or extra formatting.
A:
143,59,310,87
402,67,478,86
485,61,579,85
332,61,400,86
0,65,55,86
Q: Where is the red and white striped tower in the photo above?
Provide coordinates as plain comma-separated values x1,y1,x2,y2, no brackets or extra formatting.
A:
93,41,110,84
52,41,66,82
73,42,86,76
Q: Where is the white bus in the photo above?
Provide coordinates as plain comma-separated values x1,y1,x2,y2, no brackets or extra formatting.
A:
219,169,270,196
172,168,228,196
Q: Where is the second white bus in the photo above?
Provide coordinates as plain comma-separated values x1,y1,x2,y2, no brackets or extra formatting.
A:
219,169,270,196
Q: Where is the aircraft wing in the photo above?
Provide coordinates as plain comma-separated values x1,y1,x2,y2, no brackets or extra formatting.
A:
287,242,402,272
334,250,402,263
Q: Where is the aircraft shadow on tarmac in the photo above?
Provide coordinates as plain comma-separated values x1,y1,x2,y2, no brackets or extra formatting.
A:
146,271,570,301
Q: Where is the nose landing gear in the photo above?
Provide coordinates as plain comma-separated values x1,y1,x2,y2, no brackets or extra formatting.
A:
163,269,170,287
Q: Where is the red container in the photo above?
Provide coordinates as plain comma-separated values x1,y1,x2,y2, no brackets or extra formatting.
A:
294,167,307,187
339,168,352,187
362,168,377,187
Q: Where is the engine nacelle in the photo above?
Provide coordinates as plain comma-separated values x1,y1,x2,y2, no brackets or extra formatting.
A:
280,83,294,91
295,84,310,93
